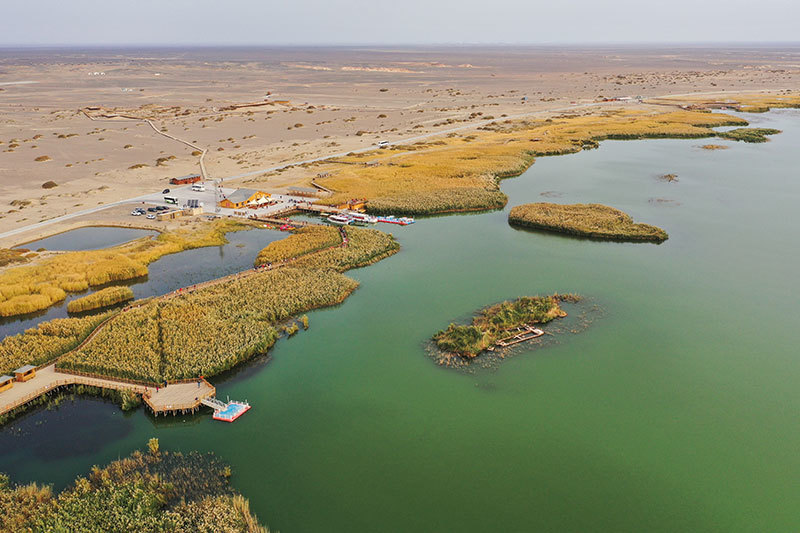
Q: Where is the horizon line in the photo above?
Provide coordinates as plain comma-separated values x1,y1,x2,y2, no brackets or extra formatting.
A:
2,41,800,49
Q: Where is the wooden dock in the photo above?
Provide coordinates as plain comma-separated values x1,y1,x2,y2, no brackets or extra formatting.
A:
495,325,545,347
0,364,215,419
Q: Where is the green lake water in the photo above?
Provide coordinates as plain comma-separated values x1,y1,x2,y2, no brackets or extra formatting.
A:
1,110,799,532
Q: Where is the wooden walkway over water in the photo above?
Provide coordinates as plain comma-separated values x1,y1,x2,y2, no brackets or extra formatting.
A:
0,365,215,419
0,221,349,423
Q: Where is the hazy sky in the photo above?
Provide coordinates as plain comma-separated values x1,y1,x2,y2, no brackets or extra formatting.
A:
1,0,799,46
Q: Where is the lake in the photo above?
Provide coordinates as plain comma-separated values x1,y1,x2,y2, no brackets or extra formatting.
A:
1,109,799,532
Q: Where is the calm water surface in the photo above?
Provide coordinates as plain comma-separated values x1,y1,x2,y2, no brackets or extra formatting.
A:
0,227,284,338
1,110,799,532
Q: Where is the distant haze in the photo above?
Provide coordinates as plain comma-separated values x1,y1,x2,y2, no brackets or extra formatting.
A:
1,0,799,46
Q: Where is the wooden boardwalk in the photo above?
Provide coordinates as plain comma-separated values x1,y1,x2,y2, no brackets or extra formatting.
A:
0,223,349,423
0,365,215,418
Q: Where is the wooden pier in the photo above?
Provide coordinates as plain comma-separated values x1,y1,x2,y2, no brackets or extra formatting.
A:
495,325,545,347
0,364,215,419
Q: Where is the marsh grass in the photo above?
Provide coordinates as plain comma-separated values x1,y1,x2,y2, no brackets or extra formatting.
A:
305,109,747,215
66,286,134,313
57,227,398,383
509,203,668,243
0,442,269,532
0,219,250,318
717,128,782,143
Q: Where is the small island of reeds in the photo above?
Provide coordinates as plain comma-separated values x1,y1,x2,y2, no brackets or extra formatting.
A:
716,127,781,143
508,203,668,243
66,285,134,313
433,295,576,361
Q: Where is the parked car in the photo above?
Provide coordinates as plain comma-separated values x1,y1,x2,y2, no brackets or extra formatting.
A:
147,207,158,212
131,210,142,216
146,214,156,220
162,188,170,194
156,206,169,211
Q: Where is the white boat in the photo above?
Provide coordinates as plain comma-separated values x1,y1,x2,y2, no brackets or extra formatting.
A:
327,214,352,225
347,212,378,225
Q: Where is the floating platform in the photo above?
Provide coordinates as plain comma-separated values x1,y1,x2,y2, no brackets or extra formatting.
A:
213,401,251,422
202,397,251,422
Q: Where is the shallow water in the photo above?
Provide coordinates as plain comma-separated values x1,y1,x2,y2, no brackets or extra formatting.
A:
15,226,158,252
2,110,800,532
0,227,285,338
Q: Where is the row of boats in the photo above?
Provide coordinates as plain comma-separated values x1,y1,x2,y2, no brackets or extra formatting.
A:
325,212,415,226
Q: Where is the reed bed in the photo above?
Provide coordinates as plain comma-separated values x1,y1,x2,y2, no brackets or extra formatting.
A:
0,442,269,532
293,109,747,215
66,286,134,313
0,219,251,318
434,295,567,358
254,226,340,265
57,226,398,382
509,203,668,243
0,312,113,375
291,226,399,271
716,128,782,143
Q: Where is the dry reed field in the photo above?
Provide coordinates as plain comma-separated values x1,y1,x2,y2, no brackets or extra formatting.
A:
0,312,113,375
298,109,749,215
508,203,669,243
254,226,341,265
55,227,398,383
0,219,251,318
66,286,134,313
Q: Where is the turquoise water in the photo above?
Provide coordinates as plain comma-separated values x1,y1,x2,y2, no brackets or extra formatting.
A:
2,110,800,531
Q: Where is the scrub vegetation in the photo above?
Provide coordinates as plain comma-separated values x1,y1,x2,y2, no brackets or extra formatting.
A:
0,440,269,532
434,295,569,358
66,286,134,313
0,248,29,267
299,109,747,215
0,219,252,318
508,203,668,243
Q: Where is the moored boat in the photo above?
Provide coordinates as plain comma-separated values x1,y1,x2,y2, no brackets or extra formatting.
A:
327,214,352,225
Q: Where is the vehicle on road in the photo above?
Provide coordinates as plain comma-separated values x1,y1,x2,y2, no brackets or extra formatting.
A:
164,196,178,205
162,188,170,194
377,140,389,148
146,214,156,220
191,183,206,192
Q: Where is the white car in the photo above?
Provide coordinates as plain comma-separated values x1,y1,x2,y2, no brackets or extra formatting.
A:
146,214,156,220
377,140,389,148
131,210,142,216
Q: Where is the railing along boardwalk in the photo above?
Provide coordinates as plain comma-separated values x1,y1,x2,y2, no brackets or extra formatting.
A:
0,225,348,421
0,365,215,418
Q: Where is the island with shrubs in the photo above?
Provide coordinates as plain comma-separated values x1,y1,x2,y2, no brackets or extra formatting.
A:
432,295,576,364
508,203,668,243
